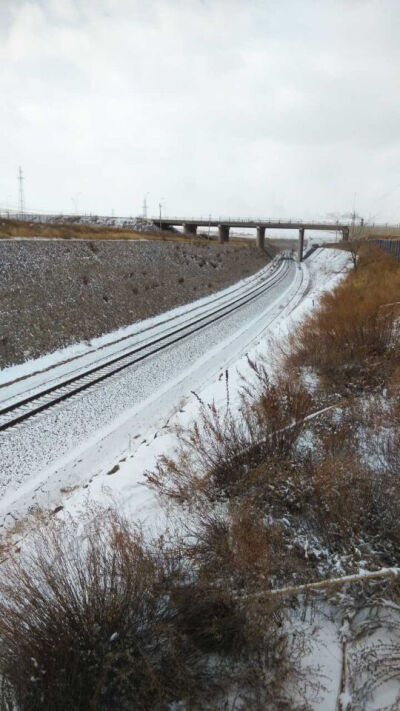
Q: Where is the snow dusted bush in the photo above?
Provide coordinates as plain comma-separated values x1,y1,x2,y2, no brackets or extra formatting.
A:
0,509,303,711
0,511,211,710
146,370,313,505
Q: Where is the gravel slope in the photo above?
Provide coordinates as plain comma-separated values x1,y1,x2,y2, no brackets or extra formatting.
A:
0,239,269,367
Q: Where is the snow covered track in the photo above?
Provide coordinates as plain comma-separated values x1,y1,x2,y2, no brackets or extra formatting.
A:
0,257,291,432
0,248,353,536
0,252,305,522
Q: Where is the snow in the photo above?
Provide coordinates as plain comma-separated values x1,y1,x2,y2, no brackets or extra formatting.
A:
339,691,353,709
288,608,343,709
0,257,279,401
4,246,399,709
0,249,349,535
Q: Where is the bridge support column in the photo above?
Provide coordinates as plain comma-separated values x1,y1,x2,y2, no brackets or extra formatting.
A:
256,226,265,250
342,226,349,242
298,228,305,261
183,223,197,235
218,224,230,243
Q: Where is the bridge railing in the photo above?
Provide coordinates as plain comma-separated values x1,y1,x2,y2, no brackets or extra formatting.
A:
0,208,352,226
153,215,352,226
2,207,400,230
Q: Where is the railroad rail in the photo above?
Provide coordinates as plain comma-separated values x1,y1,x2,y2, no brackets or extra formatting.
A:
0,256,293,432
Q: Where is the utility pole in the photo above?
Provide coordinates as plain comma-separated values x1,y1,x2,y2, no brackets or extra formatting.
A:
159,197,165,231
18,166,25,216
71,192,81,215
351,192,357,234
142,192,149,219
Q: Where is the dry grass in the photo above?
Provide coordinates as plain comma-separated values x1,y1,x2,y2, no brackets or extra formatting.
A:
0,217,153,241
0,509,303,711
141,244,400,704
0,217,258,248
0,512,191,711
147,338,400,583
287,245,400,393
146,369,313,505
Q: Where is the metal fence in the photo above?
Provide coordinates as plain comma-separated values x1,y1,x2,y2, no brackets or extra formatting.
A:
373,239,400,261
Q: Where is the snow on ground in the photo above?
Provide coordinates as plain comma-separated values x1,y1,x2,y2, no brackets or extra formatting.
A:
289,599,400,710
0,249,348,533
0,257,295,522
288,606,343,709
0,258,282,405
3,247,399,709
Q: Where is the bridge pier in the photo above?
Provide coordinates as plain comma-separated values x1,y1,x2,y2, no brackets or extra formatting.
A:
256,226,265,250
218,224,230,243
342,226,349,242
183,223,197,235
298,228,305,261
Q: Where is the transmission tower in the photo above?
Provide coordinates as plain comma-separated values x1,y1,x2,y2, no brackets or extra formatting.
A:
142,192,149,219
18,166,25,215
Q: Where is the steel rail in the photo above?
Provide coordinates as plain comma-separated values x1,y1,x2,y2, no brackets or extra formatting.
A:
0,259,292,432
1,259,282,396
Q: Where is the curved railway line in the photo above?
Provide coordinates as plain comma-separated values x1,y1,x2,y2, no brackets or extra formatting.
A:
0,255,294,432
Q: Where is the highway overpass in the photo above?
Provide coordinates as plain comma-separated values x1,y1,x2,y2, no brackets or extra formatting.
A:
156,217,350,260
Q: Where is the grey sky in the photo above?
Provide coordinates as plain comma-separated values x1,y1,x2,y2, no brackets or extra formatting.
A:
1,0,400,222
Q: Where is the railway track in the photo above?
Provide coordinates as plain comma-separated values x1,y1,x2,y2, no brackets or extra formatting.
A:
0,256,293,432
2,255,286,395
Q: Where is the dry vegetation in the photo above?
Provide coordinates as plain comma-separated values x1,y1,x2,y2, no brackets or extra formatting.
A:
288,244,400,393
144,244,400,702
0,511,303,711
1,245,400,708
0,217,159,242
0,217,255,247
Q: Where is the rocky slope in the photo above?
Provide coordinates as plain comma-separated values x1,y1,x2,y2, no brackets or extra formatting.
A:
0,239,269,367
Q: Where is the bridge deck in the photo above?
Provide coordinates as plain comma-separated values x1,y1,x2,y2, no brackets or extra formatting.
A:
157,218,348,231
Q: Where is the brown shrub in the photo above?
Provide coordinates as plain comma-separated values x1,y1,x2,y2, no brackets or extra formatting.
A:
0,512,210,711
146,371,313,505
188,504,273,591
0,509,302,711
288,247,400,393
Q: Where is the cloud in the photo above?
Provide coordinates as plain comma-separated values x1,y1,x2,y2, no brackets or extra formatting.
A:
1,0,400,222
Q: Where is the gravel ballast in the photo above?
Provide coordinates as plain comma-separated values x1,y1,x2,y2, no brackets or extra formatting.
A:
0,239,269,367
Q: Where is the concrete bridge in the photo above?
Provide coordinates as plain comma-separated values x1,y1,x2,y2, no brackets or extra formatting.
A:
157,217,350,261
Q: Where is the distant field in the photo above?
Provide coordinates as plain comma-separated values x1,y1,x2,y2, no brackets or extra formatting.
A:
0,217,258,248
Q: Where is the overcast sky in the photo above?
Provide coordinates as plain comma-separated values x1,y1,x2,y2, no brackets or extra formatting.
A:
1,0,400,222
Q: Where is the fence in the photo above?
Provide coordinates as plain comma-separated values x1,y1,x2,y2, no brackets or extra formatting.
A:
373,239,400,261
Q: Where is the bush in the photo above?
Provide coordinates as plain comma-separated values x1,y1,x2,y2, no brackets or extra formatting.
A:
0,510,299,711
146,369,313,505
0,512,203,710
